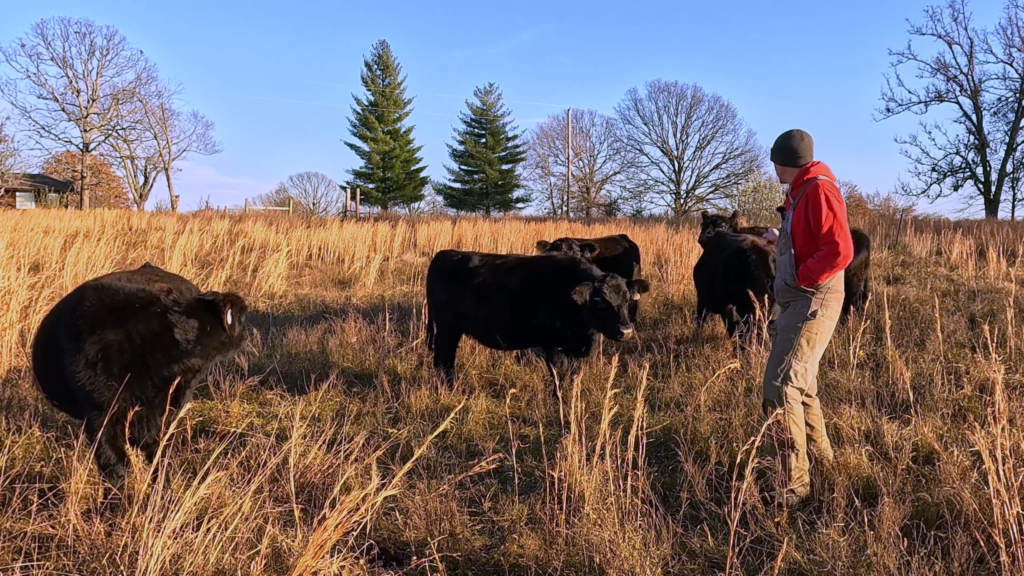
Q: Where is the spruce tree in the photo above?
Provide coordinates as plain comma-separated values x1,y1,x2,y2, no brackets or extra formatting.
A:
345,40,428,211
438,83,528,215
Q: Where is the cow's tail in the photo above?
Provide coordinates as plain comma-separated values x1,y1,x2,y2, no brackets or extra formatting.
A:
425,301,435,351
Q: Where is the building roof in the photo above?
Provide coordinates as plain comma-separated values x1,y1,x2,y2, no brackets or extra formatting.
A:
0,173,75,194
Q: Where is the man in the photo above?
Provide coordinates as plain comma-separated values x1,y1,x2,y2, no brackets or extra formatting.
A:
762,129,854,506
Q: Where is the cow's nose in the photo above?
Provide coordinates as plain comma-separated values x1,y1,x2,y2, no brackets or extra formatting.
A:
620,326,634,339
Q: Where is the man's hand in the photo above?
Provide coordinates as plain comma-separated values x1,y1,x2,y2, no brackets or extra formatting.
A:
763,228,779,245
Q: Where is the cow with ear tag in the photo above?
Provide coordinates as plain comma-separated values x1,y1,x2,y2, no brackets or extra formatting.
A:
535,234,643,322
31,263,248,488
426,249,649,386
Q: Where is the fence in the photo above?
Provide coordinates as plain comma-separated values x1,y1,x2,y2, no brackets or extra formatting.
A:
237,188,368,218
242,198,294,215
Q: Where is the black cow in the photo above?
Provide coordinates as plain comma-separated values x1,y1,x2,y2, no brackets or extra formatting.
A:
693,232,776,337
426,250,649,384
535,234,643,322
704,210,873,319
844,229,872,318
31,263,248,486
699,211,771,247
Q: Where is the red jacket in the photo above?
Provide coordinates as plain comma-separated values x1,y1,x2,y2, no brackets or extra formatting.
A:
784,161,854,288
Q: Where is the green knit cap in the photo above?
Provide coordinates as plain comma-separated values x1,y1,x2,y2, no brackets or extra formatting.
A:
770,129,814,168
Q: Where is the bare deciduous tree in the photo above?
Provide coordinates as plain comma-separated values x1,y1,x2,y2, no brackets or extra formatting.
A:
138,83,222,212
879,0,1024,219
526,109,630,219
260,172,344,217
255,183,293,210
0,119,24,189
525,118,568,217
0,17,154,209
614,79,762,217
106,134,161,211
105,94,162,211
1007,146,1024,220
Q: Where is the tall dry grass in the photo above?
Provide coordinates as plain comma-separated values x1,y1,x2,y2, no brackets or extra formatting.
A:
0,209,1023,574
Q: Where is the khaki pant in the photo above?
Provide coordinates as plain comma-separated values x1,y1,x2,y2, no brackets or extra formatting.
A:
763,273,843,497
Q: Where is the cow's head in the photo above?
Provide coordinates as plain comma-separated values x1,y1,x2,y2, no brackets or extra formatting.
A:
536,237,599,260
699,210,740,247
191,291,249,354
572,274,650,340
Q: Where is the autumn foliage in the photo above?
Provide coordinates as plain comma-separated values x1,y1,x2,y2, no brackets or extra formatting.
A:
41,151,131,209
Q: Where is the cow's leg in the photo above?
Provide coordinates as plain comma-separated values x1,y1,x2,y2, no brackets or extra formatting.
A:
723,305,741,338
432,326,462,383
695,298,711,332
853,277,869,314
84,411,129,489
129,405,166,464
544,348,574,399
841,291,853,320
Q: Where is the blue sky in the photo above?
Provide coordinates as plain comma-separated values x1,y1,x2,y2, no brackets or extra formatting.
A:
0,0,1006,215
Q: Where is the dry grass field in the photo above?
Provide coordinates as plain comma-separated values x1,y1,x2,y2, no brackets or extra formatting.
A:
0,209,1023,575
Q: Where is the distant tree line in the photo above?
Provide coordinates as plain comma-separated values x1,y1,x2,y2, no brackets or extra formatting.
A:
300,39,765,219
0,16,221,210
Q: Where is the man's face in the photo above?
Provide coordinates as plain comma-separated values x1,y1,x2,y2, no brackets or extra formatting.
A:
774,163,785,183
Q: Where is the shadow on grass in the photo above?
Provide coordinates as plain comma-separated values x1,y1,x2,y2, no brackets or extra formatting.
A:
243,299,426,396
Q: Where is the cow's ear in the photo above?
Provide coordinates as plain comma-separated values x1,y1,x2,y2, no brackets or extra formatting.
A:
729,210,740,223
571,282,593,305
629,279,651,298
700,211,710,222
152,283,175,299
579,242,599,258
536,240,551,253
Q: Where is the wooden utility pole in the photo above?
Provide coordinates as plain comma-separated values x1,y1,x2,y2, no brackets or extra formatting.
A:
566,107,572,216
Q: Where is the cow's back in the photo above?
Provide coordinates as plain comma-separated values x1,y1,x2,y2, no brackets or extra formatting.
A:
97,263,200,298
588,234,641,279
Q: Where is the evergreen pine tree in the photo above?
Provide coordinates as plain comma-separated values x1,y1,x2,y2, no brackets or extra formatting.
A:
438,83,528,215
345,40,428,211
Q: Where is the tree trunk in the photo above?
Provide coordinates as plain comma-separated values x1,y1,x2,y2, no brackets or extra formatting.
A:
166,171,179,212
984,194,1000,220
79,151,90,210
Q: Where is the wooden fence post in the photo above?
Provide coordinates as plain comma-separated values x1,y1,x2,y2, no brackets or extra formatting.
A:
355,188,361,219
344,188,350,218
288,197,294,215
244,198,249,214
894,209,906,248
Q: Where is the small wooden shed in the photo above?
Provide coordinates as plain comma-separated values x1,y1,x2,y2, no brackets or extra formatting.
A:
0,174,75,209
